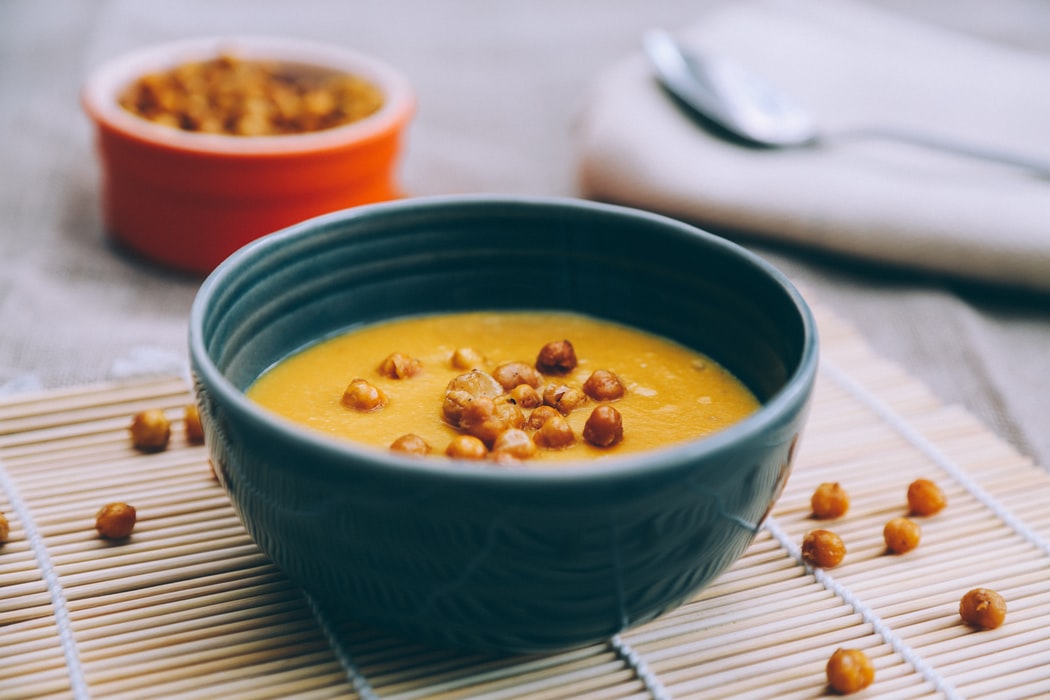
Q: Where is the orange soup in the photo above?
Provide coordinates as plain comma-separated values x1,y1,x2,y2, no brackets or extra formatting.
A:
247,311,760,464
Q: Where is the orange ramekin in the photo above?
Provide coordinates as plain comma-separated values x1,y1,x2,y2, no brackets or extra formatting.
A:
82,36,415,274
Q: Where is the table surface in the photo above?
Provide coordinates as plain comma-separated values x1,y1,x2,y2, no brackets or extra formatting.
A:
2,0,1049,473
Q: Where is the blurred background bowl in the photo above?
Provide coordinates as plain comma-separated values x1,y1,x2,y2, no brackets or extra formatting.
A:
82,36,414,274
188,194,819,653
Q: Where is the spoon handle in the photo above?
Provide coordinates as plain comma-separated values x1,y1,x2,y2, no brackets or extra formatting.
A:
837,127,1050,179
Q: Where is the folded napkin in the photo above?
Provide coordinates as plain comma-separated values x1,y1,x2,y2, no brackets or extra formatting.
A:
575,0,1050,292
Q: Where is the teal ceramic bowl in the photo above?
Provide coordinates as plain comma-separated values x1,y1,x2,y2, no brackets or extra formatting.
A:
188,195,818,654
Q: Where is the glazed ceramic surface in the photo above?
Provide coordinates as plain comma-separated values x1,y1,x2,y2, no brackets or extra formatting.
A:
188,195,818,653
82,36,414,274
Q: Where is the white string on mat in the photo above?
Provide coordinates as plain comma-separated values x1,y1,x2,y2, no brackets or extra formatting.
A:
0,458,92,700
303,591,381,700
763,516,961,700
303,592,674,700
820,359,1050,559
609,633,674,700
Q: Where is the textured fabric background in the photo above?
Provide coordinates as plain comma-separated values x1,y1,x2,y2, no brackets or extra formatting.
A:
2,0,1049,470
577,0,1050,290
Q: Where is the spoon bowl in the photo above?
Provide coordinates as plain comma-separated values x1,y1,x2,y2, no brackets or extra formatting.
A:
643,29,1050,177
643,29,817,148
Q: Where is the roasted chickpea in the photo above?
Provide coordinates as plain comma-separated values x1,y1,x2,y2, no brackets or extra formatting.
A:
534,415,576,449
526,405,561,430
390,433,430,457
378,352,422,379
810,482,850,520
959,588,1007,629
463,396,523,428
494,399,526,428
445,435,488,460
95,502,137,539
130,409,171,452
446,370,504,399
490,451,523,466
341,378,387,412
492,361,543,391
507,383,542,409
582,369,625,401
184,404,205,444
907,478,947,516
543,384,588,416
459,397,512,447
883,517,921,554
825,648,875,694
536,339,577,375
450,347,486,370
491,428,538,461
801,529,846,568
583,405,624,447
0,512,9,544
442,389,474,427
475,419,519,448
459,396,497,427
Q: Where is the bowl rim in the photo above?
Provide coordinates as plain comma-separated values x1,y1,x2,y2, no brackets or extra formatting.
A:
188,194,819,486
81,35,415,156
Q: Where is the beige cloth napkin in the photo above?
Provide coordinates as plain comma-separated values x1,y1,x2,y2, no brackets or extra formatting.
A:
575,0,1050,292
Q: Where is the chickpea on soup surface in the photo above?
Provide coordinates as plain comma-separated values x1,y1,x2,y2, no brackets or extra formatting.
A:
247,311,760,464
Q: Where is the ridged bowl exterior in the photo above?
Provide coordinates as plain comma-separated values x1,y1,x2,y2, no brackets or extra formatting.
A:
188,195,818,653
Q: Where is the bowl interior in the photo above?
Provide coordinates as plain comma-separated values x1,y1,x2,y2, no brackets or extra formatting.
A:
196,195,814,427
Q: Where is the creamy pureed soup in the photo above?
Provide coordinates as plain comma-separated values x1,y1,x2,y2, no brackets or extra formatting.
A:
247,311,760,464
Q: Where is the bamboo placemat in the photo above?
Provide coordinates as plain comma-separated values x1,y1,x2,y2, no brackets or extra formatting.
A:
3,301,1050,699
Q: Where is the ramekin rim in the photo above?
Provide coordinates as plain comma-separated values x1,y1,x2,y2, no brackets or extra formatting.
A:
81,34,415,156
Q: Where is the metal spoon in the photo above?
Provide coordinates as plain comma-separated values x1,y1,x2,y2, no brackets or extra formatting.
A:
642,29,1050,178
